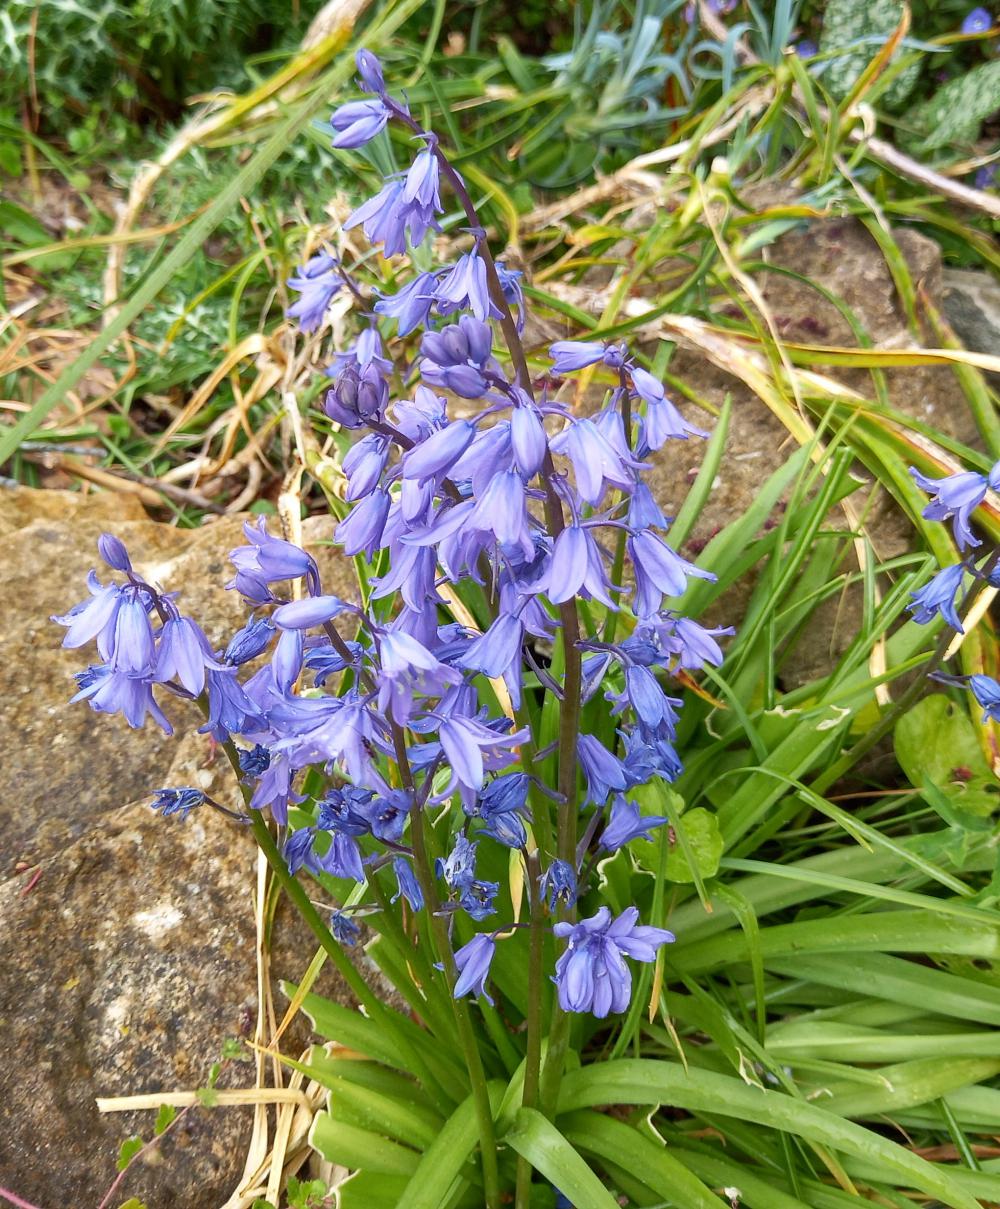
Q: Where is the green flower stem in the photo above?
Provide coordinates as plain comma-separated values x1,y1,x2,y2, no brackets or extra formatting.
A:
515,850,546,1209
388,718,502,1209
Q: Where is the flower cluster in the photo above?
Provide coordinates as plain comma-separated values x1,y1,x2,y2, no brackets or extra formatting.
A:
56,50,733,1020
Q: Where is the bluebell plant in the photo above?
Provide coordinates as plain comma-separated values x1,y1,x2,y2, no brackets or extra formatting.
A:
53,49,736,1207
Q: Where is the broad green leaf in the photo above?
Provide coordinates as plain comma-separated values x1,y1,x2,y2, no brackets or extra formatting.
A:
309,1113,420,1176
558,1060,983,1209
503,1108,620,1209
561,1111,727,1208
395,1082,504,1209
327,1079,442,1150
664,808,723,884
895,694,1000,818
814,1056,1000,1118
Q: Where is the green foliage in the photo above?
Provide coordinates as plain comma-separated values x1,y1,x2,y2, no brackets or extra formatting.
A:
819,0,922,108
895,694,1000,819
153,1103,176,1136
906,59,1000,151
115,1135,144,1171
0,0,322,131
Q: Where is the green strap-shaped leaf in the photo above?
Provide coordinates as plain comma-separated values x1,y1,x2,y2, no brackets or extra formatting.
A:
557,1060,983,1209
0,0,427,467
503,1108,620,1209
560,1110,727,1208
395,1081,504,1209
309,1113,419,1176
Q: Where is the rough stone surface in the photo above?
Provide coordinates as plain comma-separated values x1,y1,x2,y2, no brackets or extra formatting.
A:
0,488,360,1207
942,267,1000,386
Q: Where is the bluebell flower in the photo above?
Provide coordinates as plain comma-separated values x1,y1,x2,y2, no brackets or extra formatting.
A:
421,315,493,368
510,402,548,477
374,271,437,336
343,433,390,501
272,627,304,692
316,785,374,836
438,833,479,890
599,795,669,852
468,470,535,559
72,663,173,733
286,252,343,332
151,787,205,819
304,638,363,686
54,571,125,659
794,38,818,56
200,668,264,741
548,525,616,608
608,665,681,736
392,857,424,910
97,532,132,572
907,563,966,630
344,170,439,258
155,614,221,695
496,261,525,321
362,788,412,844
109,592,156,677
459,879,500,921
283,827,319,875
438,714,530,793
540,860,578,911
969,674,1000,722
228,519,320,600
435,253,496,322
315,831,366,882
452,933,496,1003
910,464,1000,550
631,367,707,445
329,98,390,149
620,732,684,788
338,489,391,559
548,340,627,373
402,419,477,483
976,164,998,190
627,482,669,530
224,616,276,666
330,910,362,946
962,7,992,33
628,531,715,616
553,906,675,1017
550,416,640,506
376,629,462,723
458,613,524,681
238,744,271,779
578,733,628,805
657,615,733,670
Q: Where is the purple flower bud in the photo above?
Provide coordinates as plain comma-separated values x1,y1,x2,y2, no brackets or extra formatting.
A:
97,533,132,572
549,340,607,373
355,48,386,93
452,934,497,1003
272,627,304,692
511,403,547,477
421,361,490,398
343,433,390,501
224,616,276,666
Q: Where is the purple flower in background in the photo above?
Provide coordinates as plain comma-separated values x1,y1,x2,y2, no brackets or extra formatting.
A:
962,7,992,33
910,464,1000,550
553,906,675,1017
355,48,386,93
286,252,343,332
452,933,497,1003
907,563,966,631
794,39,818,57
975,163,998,190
